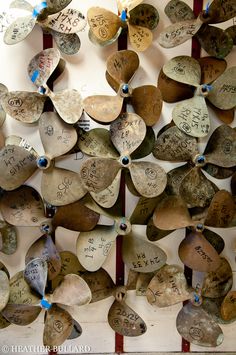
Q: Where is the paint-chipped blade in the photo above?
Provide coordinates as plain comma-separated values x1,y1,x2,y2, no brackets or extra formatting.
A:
0,270,10,312
39,112,77,158
83,95,123,124
10,0,33,11
128,23,153,51
91,170,121,208
173,96,210,138
198,56,227,84
225,25,236,45
146,265,191,307
4,15,36,44
129,161,167,198
2,304,41,326
158,18,202,49
78,128,119,159
108,299,146,336
197,25,233,59
208,104,235,125
83,268,115,303
41,167,87,206
25,235,61,281
9,271,40,305
43,8,86,34
45,0,72,15
153,195,193,230
146,218,172,241
131,86,162,126
205,190,235,228
129,4,159,30
107,50,139,86
0,145,37,191
28,48,61,88
0,185,45,227
208,67,236,109
1,91,45,123
153,126,198,162
52,274,91,306
50,89,83,124
203,229,225,255
130,195,163,225
122,233,167,273
179,167,218,208
68,318,82,339
178,231,221,272
43,304,73,347
51,31,81,55
202,258,233,298
0,220,17,255
52,201,99,232
207,0,236,23
24,258,48,298
176,302,224,347
158,69,194,103
77,225,117,272
87,7,121,44
117,0,143,13
131,126,155,160
163,56,201,86
204,125,236,168
221,291,236,321
165,0,195,23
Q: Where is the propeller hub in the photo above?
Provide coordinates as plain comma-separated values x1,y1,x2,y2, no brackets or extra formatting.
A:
120,155,131,167
40,298,52,310
40,221,52,234
37,156,51,170
120,9,128,22
193,154,206,167
115,217,132,235
32,1,47,18
120,83,132,98
195,223,205,232
197,84,212,97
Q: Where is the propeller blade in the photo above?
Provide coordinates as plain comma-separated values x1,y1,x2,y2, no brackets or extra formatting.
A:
52,274,91,306
202,297,232,325
130,195,163,225
204,163,235,181
76,225,117,271
0,220,17,255
91,170,121,208
43,8,86,34
131,126,155,160
2,304,41,326
221,291,236,321
178,231,221,272
50,89,83,124
68,318,82,339
176,302,223,346
4,16,36,44
198,56,227,84
129,4,159,30
0,270,9,312
163,56,201,86
208,104,235,124
205,190,235,228
165,0,194,23
107,50,139,85
24,258,48,298
207,0,236,23
128,23,153,51
225,25,236,45
45,0,72,15
146,265,191,307
203,229,225,255
10,0,33,11
166,164,192,196
9,271,41,305
136,272,155,296
51,31,81,55
83,268,115,303
41,167,87,206
0,314,10,329
146,218,172,242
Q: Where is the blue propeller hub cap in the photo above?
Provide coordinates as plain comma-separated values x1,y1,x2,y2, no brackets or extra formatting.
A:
122,156,130,166
37,156,49,169
40,298,52,310
194,154,206,167
120,9,127,22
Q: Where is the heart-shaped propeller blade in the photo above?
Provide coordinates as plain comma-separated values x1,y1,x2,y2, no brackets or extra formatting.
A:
4,15,36,44
179,167,218,208
52,274,91,306
91,170,121,208
158,18,202,48
172,96,210,138
146,218,172,242
129,4,159,30
221,291,236,321
176,302,224,346
77,225,117,272
108,292,147,336
131,86,162,126
1,91,45,123
153,195,193,230
178,231,221,272
131,126,155,160
202,258,233,298
10,0,33,11
0,145,37,190
51,31,81,55
153,126,198,162
146,265,191,307
42,8,86,34
117,0,143,13
43,304,73,347
80,158,120,194
78,128,119,159
28,48,61,88
49,89,83,124
128,23,153,51
130,195,163,225
9,271,41,305
166,164,192,196
87,7,121,44
165,0,194,23
198,57,227,84
0,220,17,255
53,201,99,232
0,270,9,312
225,25,236,45
83,95,123,124
203,229,225,255
158,69,194,103
207,0,236,23
44,0,72,15
24,258,48,298
41,167,87,206
107,50,139,86
204,125,236,168
129,161,167,198
39,112,77,158
68,318,82,339
163,56,201,86
110,113,146,155
122,233,167,273
208,67,236,109
106,71,120,92
0,185,45,227
83,268,115,303
2,304,41,326
205,190,235,228
25,236,61,281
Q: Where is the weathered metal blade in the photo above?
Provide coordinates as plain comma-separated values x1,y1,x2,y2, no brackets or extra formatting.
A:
9,271,40,305
50,89,83,124
128,23,153,51
0,221,17,255
205,190,235,227
146,218,172,242
4,16,36,44
91,170,121,208
24,258,48,297
83,268,115,303
51,31,81,55
165,0,194,23
107,50,139,85
0,270,9,312
2,304,41,326
221,291,236,321
129,4,159,30
163,56,201,86
43,9,86,34
207,0,236,23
